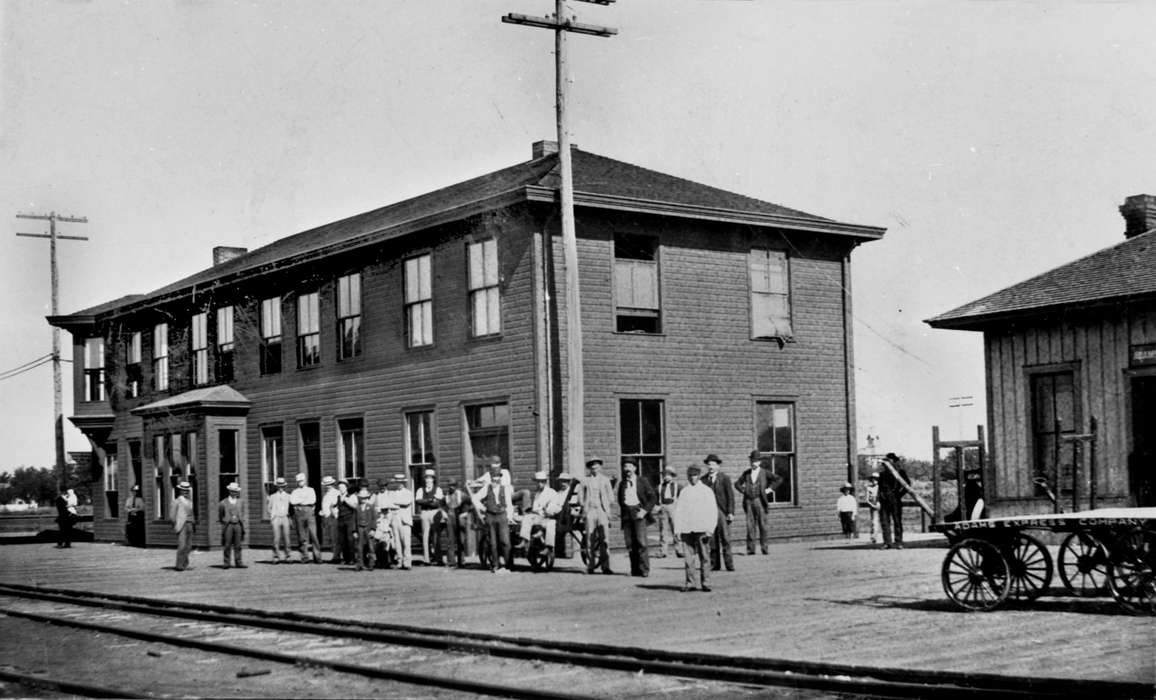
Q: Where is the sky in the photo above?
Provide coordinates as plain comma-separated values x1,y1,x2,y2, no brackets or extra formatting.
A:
2,0,1154,472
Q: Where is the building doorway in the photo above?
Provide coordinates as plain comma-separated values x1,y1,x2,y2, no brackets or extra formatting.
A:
1130,376,1156,506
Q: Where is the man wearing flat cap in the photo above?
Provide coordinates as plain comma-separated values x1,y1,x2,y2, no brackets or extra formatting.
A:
736,450,782,556
173,481,195,571
266,476,292,564
579,457,614,574
701,454,735,571
218,482,247,568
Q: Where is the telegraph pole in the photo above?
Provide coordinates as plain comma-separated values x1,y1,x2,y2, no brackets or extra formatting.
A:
503,1,616,478
17,212,89,490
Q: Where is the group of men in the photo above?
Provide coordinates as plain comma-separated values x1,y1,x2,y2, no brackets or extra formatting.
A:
163,449,802,590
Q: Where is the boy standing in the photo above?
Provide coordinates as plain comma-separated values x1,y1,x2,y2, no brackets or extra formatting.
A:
836,482,857,540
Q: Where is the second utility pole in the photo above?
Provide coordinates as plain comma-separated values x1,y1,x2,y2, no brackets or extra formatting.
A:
503,0,616,479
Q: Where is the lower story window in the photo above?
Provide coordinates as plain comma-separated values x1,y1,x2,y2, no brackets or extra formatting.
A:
619,398,665,486
103,447,119,518
338,418,365,490
755,401,796,505
464,402,508,480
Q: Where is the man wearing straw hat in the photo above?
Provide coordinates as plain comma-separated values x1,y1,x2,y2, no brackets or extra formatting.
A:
173,480,195,571
267,477,292,563
218,482,247,568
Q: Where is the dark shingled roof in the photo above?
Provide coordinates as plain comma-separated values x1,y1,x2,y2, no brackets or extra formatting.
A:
60,146,873,319
926,229,1156,330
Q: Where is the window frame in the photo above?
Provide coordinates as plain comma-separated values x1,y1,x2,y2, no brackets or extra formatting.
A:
749,248,794,341
618,398,666,487
753,399,798,506
191,311,209,386
613,233,662,334
153,434,169,520
1027,363,1082,498
337,417,366,489
152,323,169,391
296,291,321,368
125,331,142,398
468,239,501,338
259,296,282,375
405,409,436,486
216,306,235,382
463,401,509,480
404,253,434,348
103,445,119,519
336,273,363,361
83,336,106,402
260,425,285,519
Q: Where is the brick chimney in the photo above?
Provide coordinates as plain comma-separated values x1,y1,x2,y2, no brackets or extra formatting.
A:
213,246,248,266
532,140,558,158
1119,194,1156,239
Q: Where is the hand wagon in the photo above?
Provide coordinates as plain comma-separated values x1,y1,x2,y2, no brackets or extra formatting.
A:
932,507,1156,614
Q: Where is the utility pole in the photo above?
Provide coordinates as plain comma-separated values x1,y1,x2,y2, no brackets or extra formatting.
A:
17,212,89,490
503,1,616,479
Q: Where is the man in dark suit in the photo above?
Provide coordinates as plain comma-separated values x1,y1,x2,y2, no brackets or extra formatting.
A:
616,459,657,577
701,454,734,572
878,453,910,549
735,450,783,555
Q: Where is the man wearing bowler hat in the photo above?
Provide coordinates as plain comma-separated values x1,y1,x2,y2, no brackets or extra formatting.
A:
218,482,247,568
701,454,735,571
736,450,782,555
173,480,195,571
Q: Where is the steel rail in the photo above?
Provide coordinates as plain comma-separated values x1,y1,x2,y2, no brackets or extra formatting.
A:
1,607,592,700
0,668,150,699
0,582,1145,699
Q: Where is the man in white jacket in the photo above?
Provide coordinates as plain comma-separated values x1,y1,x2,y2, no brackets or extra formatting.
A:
674,465,718,592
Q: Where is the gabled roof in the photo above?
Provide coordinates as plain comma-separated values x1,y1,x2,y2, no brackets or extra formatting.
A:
56,145,885,321
926,229,1156,330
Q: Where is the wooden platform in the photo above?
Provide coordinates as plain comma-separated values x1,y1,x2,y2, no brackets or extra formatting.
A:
0,536,1152,686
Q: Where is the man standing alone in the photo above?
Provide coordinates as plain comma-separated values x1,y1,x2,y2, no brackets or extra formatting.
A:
701,455,734,572
616,459,657,577
290,473,322,563
173,481,195,571
218,482,247,568
878,453,909,550
674,465,717,592
267,477,292,563
735,451,781,555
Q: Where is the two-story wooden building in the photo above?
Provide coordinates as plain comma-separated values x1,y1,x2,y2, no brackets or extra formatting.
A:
50,142,884,549
927,194,1156,515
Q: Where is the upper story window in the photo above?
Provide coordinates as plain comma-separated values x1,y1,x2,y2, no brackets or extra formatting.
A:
614,233,661,333
190,312,209,386
216,306,234,383
337,273,362,360
297,291,320,368
152,323,169,391
468,239,500,337
83,337,105,402
405,254,433,347
260,297,282,375
750,249,793,340
125,332,142,398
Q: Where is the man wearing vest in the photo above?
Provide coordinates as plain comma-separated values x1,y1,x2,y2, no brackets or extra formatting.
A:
443,479,469,568
353,486,378,571
218,481,247,568
472,462,513,573
736,450,782,555
580,457,615,575
701,454,735,572
616,459,658,577
415,469,445,565
336,479,358,565
655,466,683,558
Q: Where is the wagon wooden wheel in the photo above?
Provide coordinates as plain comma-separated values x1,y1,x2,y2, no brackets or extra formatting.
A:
1058,531,1109,596
1107,527,1156,616
941,538,1011,611
1005,533,1053,600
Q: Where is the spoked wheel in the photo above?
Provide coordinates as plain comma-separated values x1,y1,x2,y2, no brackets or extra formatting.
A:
1005,533,1054,600
1058,532,1109,596
941,538,1011,612
1107,528,1156,616
527,539,555,571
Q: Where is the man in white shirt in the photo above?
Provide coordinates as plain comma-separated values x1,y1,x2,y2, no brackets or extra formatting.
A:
289,473,322,564
674,465,718,592
414,469,445,565
471,462,513,572
518,471,562,546
380,474,414,570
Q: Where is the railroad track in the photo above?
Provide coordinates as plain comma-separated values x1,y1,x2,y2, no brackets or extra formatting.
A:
0,582,1145,699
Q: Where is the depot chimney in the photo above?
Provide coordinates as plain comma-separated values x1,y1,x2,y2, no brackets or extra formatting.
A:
1119,194,1156,239
213,246,248,266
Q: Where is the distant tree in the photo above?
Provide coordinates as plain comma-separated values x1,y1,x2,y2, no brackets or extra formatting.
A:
0,466,58,505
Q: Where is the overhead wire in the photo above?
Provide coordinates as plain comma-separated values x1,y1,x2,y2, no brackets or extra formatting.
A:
0,355,54,381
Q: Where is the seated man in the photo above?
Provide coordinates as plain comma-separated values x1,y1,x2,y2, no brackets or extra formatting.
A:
518,471,563,547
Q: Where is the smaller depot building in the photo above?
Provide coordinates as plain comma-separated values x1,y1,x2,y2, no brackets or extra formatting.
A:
927,194,1156,514
50,142,884,549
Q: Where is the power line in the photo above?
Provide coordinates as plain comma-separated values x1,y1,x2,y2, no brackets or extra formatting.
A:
0,353,53,377
0,356,54,381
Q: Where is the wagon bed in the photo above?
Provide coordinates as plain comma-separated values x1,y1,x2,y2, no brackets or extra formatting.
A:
932,507,1156,614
